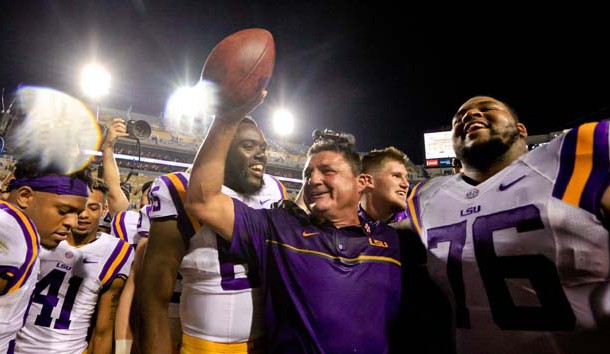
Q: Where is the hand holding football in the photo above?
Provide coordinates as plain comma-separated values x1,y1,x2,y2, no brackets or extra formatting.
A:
201,28,275,116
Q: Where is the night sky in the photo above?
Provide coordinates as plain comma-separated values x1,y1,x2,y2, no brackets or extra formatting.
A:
1,1,609,165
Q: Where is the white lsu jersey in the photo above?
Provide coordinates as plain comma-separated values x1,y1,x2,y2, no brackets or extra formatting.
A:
15,233,133,354
0,201,40,352
407,121,610,354
111,205,152,246
110,204,173,319
137,204,152,238
149,172,286,343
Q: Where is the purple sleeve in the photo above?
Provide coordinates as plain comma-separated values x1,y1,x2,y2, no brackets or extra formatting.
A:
553,120,610,218
230,198,273,261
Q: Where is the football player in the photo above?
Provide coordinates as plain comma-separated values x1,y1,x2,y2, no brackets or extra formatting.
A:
112,181,158,354
403,96,610,353
359,146,410,225
137,117,286,353
0,161,91,352
15,178,133,354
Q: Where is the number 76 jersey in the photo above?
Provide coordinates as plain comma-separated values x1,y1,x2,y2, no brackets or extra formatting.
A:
406,121,610,354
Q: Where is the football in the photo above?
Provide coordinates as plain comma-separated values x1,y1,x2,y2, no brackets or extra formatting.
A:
201,28,275,111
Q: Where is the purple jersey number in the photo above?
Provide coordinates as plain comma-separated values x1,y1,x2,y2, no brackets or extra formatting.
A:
31,269,83,330
427,204,576,330
216,233,261,291
151,186,161,212
136,211,144,229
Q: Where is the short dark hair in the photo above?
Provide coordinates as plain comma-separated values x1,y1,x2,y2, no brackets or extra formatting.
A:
90,177,109,195
141,180,153,194
362,146,408,173
507,104,520,123
307,139,362,175
474,95,520,123
497,98,520,123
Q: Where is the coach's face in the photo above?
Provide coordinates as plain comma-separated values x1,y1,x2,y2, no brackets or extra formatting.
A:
225,123,268,194
303,150,363,221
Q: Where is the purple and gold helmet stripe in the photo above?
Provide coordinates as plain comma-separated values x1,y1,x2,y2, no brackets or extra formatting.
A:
269,175,288,200
0,201,39,294
99,240,132,287
406,181,424,235
112,211,129,242
160,173,200,237
554,121,610,216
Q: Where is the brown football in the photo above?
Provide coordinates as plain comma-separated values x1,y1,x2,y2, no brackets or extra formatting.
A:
201,28,275,110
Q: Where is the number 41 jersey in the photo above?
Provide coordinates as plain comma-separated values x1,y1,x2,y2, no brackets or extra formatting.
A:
15,233,133,354
407,121,610,354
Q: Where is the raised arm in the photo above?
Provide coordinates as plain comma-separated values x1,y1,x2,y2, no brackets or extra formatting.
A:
101,118,131,216
184,92,266,240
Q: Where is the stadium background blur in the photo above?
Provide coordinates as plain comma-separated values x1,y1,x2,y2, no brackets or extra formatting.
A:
0,104,560,207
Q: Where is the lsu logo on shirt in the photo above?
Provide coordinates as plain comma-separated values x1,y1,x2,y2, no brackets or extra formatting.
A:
368,237,388,248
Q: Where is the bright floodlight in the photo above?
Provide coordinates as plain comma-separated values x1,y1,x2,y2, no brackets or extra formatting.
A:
167,82,211,118
80,64,111,99
272,109,294,136
164,81,213,136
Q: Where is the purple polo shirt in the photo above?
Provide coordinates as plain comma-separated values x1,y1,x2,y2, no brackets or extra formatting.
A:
231,199,403,353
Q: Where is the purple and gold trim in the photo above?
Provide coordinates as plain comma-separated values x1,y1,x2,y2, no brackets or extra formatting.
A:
99,240,133,287
264,239,402,266
554,121,610,216
406,181,424,235
269,175,288,200
160,173,201,238
112,211,129,242
0,201,39,294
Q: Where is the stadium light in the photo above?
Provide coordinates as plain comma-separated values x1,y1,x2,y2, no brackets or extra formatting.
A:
164,81,213,136
272,108,294,136
80,64,110,99
80,63,110,121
